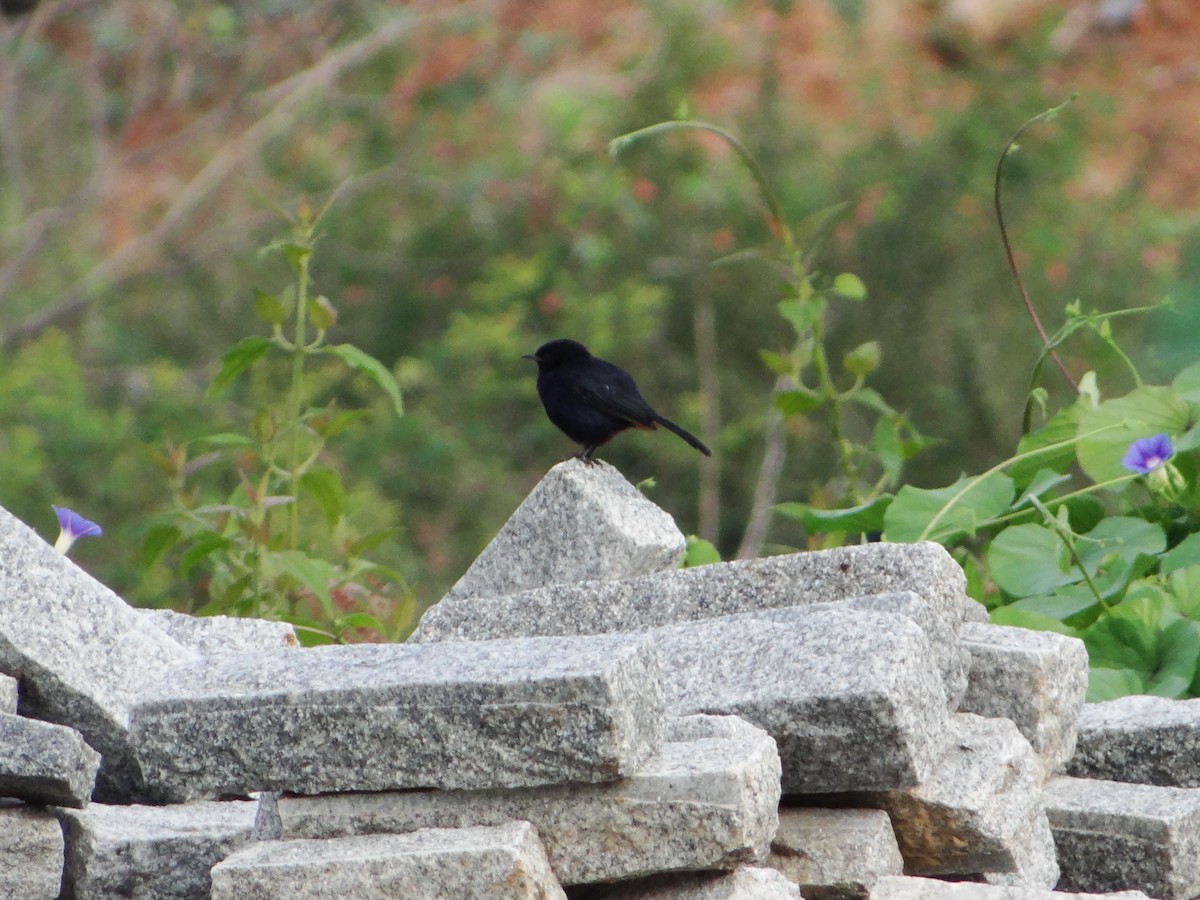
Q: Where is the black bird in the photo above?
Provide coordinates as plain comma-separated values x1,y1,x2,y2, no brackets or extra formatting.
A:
523,338,711,460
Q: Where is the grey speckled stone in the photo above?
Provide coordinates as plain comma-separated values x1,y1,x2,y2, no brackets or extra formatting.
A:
861,714,1044,879
655,605,950,793
128,634,664,803
0,672,16,715
276,714,779,886
419,539,974,633
55,799,257,900
981,808,1059,890
1044,775,1200,900
0,504,197,800
958,623,1088,779
140,609,298,656
444,459,685,603
871,875,1150,899
415,542,975,708
585,866,801,899
209,821,566,900
0,711,100,807
764,807,902,899
1068,695,1200,786
0,801,63,900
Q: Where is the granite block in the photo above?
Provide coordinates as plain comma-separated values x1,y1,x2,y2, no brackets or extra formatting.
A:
56,799,257,900
871,875,1150,898
276,714,779,885
654,605,951,793
140,609,298,655
764,807,903,899
0,504,197,799
209,821,566,899
444,459,686,603
0,711,100,807
862,714,1044,878
1044,775,1200,900
958,622,1088,778
0,801,64,900
415,541,974,707
128,634,665,802
1068,695,1200,786
417,539,977,639
0,672,16,715
582,866,801,899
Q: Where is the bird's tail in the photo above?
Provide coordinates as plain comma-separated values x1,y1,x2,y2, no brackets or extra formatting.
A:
653,415,712,456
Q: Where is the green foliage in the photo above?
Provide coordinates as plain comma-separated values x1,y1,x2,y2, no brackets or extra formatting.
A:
145,201,413,643
790,103,1200,700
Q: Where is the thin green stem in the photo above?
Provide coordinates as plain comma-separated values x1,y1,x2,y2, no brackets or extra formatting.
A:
287,232,312,550
1028,495,1114,613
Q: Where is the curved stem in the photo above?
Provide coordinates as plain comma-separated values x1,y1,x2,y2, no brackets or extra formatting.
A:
994,96,1079,390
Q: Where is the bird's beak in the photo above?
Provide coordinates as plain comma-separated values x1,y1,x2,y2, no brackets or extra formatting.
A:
522,353,538,362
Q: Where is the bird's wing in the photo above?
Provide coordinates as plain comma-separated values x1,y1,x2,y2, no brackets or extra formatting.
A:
570,369,658,428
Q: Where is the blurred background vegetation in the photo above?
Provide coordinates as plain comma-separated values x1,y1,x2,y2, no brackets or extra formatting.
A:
1,0,1196,633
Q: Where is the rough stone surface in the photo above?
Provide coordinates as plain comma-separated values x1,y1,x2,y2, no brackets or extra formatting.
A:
1068,694,1200,786
764,806,902,899
418,542,978,674
55,799,258,900
0,672,16,715
140,608,298,655
128,634,665,802
583,866,801,899
209,821,566,900
654,605,950,793
958,622,1088,778
861,714,1044,878
1044,775,1200,900
276,714,779,885
0,711,100,807
0,801,64,900
871,875,1150,898
981,809,1060,889
0,505,198,800
443,459,686,603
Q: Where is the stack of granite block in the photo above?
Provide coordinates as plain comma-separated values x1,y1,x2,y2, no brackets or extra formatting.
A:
0,458,1179,899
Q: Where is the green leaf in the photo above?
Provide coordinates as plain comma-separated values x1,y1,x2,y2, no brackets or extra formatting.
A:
300,467,344,526
1076,385,1190,484
988,604,1077,636
208,337,273,397
323,344,404,415
777,298,822,335
1006,589,1101,626
272,550,337,618
758,349,793,376
1016,469,1073,505
1084,614,1158,673
1167,565,1200,618
1076,517,1166,571
1086,667,1145,702
777,495,893,536
348,527,399,558
338,612,387,635
253,288,289,325
1010,405,1084,488
195,432,257,449
882,471,1014,544
1172,361,1200,404
308,295,337,330
180,531,234,576
843,341,881,377
775,388,822,415
833,272,867,300
1148,618,1200,698
141,524,181,569
684,536,721,567
1161,534,1200,576
987,523,1075,598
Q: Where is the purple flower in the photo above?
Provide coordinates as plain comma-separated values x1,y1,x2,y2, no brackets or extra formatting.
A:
1122,433,1174,475
53,506,102,555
